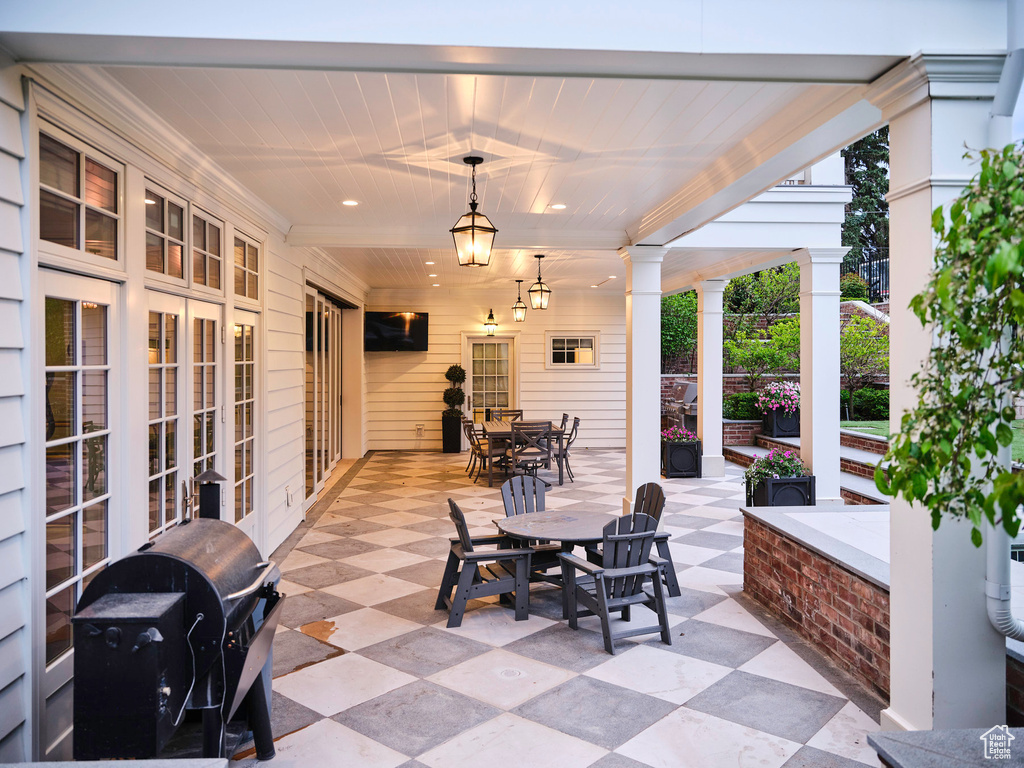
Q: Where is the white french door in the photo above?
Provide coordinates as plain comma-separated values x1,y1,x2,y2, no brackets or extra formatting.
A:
304,287,342,506
39,269,120,760
233,309,260,545
464,337,516,423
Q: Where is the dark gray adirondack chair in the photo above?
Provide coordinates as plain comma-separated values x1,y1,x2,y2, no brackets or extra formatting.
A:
435,499,533,628
507,421,553,479
500,476,561,583
586,482,681,598
558,512,673,654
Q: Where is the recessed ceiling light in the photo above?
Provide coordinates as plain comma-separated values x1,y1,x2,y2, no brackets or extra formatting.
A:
590,284,599,288
608,275,617,279
428,274,437,277
549,204,567,210
342,200,359,206
432,283,440,287
425,261,435,265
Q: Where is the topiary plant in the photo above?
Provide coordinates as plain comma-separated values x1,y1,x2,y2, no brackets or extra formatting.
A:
840,272,870,300
442,363,467,417
878,143,1024,545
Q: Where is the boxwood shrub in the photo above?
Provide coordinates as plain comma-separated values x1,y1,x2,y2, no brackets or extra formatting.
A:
723,392,762,420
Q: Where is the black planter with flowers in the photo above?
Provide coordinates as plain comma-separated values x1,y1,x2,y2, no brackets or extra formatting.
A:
756,382,801,438
661,425,702,478
743,446,815,507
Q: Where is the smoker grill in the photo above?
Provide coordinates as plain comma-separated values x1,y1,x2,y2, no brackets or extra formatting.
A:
673,383,698,432
72,518,283,761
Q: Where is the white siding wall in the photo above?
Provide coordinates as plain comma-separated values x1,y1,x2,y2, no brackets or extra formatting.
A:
0,61,30,762
366,289,625,450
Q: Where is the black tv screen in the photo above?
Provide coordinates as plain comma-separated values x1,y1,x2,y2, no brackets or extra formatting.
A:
364,311,429,352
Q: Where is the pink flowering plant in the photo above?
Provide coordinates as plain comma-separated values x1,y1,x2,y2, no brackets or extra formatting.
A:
755,381,800,416
744,446,809,489
661,425,699,443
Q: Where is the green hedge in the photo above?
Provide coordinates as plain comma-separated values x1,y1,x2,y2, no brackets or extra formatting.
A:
723,392,762,420
840,387,889,420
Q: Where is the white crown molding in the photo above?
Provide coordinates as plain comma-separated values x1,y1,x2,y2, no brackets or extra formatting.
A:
866,52,1004,122
27,63,292,237
662,248,799,294
304,247,370,302
286,225,628,251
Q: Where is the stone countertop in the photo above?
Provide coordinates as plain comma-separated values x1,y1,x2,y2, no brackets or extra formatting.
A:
868,728,1024,767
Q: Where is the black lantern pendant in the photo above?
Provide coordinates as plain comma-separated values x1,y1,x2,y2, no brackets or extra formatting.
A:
512,279,527,322
529,255,551,310
450,156,498,267
484,308,498,336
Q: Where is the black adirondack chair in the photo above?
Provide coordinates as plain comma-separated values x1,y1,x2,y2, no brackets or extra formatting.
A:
435,499,533,628
586,482,681,598
500,476,561,583
558,512,673,654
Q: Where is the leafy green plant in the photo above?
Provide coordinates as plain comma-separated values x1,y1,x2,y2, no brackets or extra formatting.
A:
723,392,762,420
442,363,466,417
724,317,800,390
661,425,698,443
744,446,810,489
725,263,801,324
878,144,1024,545
840,388,890,421
661,291,698,373
839,315,889,419
840,273,870,300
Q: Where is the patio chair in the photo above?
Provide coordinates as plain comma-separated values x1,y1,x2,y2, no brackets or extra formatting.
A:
500,476,561,584
462,417,489,476
585,482,681,598
507,421,553,480
435,499,533,628
558,512,673,654
551,416,580,482
491,408,523,422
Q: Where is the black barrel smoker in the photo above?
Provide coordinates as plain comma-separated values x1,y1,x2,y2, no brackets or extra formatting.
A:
72,518,283,760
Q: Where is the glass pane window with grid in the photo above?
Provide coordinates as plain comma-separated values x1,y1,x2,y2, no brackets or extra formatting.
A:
145,187,185,280
192,212,222,290
234,324,256,523
234,235,259,301
43,298,111,664
147,311,179,537
550,336,596,365
471,341,510,419
39,133,119,262
193,318,217,479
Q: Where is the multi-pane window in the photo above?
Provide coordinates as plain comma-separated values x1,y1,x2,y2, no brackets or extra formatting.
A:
234,235,259,300
147,311,179,536
546,334,599,368
145,187,185,279
192,212,222,290
192,318,217,478
43,297,111,663
234,323,255,523
471,341,510,422
39,133,119,261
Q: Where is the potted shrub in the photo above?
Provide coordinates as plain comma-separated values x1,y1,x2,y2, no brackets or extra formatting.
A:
441,364,466,453
744,447,815,506
661,425,701,478
757,381,800,438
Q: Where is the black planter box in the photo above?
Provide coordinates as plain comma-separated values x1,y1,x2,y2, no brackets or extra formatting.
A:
746,475,816,507
662,441,702,478
762,407,800,438
441,413,463,453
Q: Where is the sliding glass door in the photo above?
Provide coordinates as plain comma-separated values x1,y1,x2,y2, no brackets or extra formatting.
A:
304,287,342,505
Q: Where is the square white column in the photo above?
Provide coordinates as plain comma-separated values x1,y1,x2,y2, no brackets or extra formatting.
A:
797,248,845,503
696,280,728,477
619,246,665,513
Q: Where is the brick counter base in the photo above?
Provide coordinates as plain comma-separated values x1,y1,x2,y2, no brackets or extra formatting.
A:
744,515,891,700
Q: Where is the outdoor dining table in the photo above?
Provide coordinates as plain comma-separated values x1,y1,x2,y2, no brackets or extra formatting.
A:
482,419,567,485
495,509,614,618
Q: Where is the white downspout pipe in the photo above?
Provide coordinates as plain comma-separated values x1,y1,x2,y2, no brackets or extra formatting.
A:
985,0,1024,642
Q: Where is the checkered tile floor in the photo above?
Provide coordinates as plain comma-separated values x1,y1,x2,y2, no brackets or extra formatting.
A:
238,450,882,768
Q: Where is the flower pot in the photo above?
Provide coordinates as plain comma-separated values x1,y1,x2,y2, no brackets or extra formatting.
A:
762,407,800,438
662,440,702,478
441,413,463,453
746,475,816,507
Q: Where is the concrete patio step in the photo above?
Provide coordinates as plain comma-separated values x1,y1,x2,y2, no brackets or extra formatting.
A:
754,433,888,482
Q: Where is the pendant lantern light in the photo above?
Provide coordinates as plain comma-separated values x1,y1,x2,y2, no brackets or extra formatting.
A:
528,254,551,310
512,279,527,322
450,156,497,267
484,308,498,336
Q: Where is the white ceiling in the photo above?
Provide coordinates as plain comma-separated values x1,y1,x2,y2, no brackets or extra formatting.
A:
93,65,868,291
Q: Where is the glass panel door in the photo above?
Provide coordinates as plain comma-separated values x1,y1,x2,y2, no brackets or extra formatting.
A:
146,291,184,538
234,309,259,544
304,287,344,506
188,300,222,516
468,338,513,423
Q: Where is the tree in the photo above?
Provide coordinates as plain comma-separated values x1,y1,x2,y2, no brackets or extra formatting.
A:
841,127,889,275
725,263,801,327
838,315,889,419
661,291,698,373
724,317,800,390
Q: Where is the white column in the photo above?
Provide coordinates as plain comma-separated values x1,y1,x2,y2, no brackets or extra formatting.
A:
797,248,844,503
619,246,665,513
696,280,728,477
872,54,1005,731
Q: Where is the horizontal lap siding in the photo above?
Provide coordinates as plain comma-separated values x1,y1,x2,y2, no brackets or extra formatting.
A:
0,75,29,761
366,290,625,451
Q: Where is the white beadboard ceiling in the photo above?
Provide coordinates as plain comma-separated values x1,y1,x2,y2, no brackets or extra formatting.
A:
98,66,862,291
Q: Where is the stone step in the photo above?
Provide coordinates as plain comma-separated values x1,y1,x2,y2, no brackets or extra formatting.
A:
754,433,888,480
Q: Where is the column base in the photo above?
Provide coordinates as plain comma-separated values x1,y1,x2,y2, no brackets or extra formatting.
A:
816,495,845,506
622,496,633,515
880,707,923,732
701,454,725,477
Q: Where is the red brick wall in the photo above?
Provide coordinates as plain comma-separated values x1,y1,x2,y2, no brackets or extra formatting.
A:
841,456,878,479
744,516,891,700
839,487,883,506
724,420,762,446
840,432,889,456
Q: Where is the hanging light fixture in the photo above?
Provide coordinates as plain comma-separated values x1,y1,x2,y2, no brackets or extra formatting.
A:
529,254,551,310
512,279,527,322
450,156,497,267
484,308,498,336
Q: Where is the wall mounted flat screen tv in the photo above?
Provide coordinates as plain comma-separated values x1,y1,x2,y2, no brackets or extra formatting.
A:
364,311,429,352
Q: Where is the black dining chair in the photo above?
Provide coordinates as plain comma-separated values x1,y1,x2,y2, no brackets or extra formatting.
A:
507,421,553,480
491,408,523,421
500,476,561,584
551,416,580,482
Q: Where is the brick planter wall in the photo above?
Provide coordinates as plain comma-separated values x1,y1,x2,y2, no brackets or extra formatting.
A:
723,419,762,446
744,515,891,700
840,487,884,506
841,456,880,480
840,431,889,456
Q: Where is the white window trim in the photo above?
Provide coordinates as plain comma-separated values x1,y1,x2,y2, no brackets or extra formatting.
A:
190,206,227,299
142,179,189,290
544,331,601,370
232,230,263,310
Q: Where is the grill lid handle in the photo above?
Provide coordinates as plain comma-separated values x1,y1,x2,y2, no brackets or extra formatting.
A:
226,561,276,602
